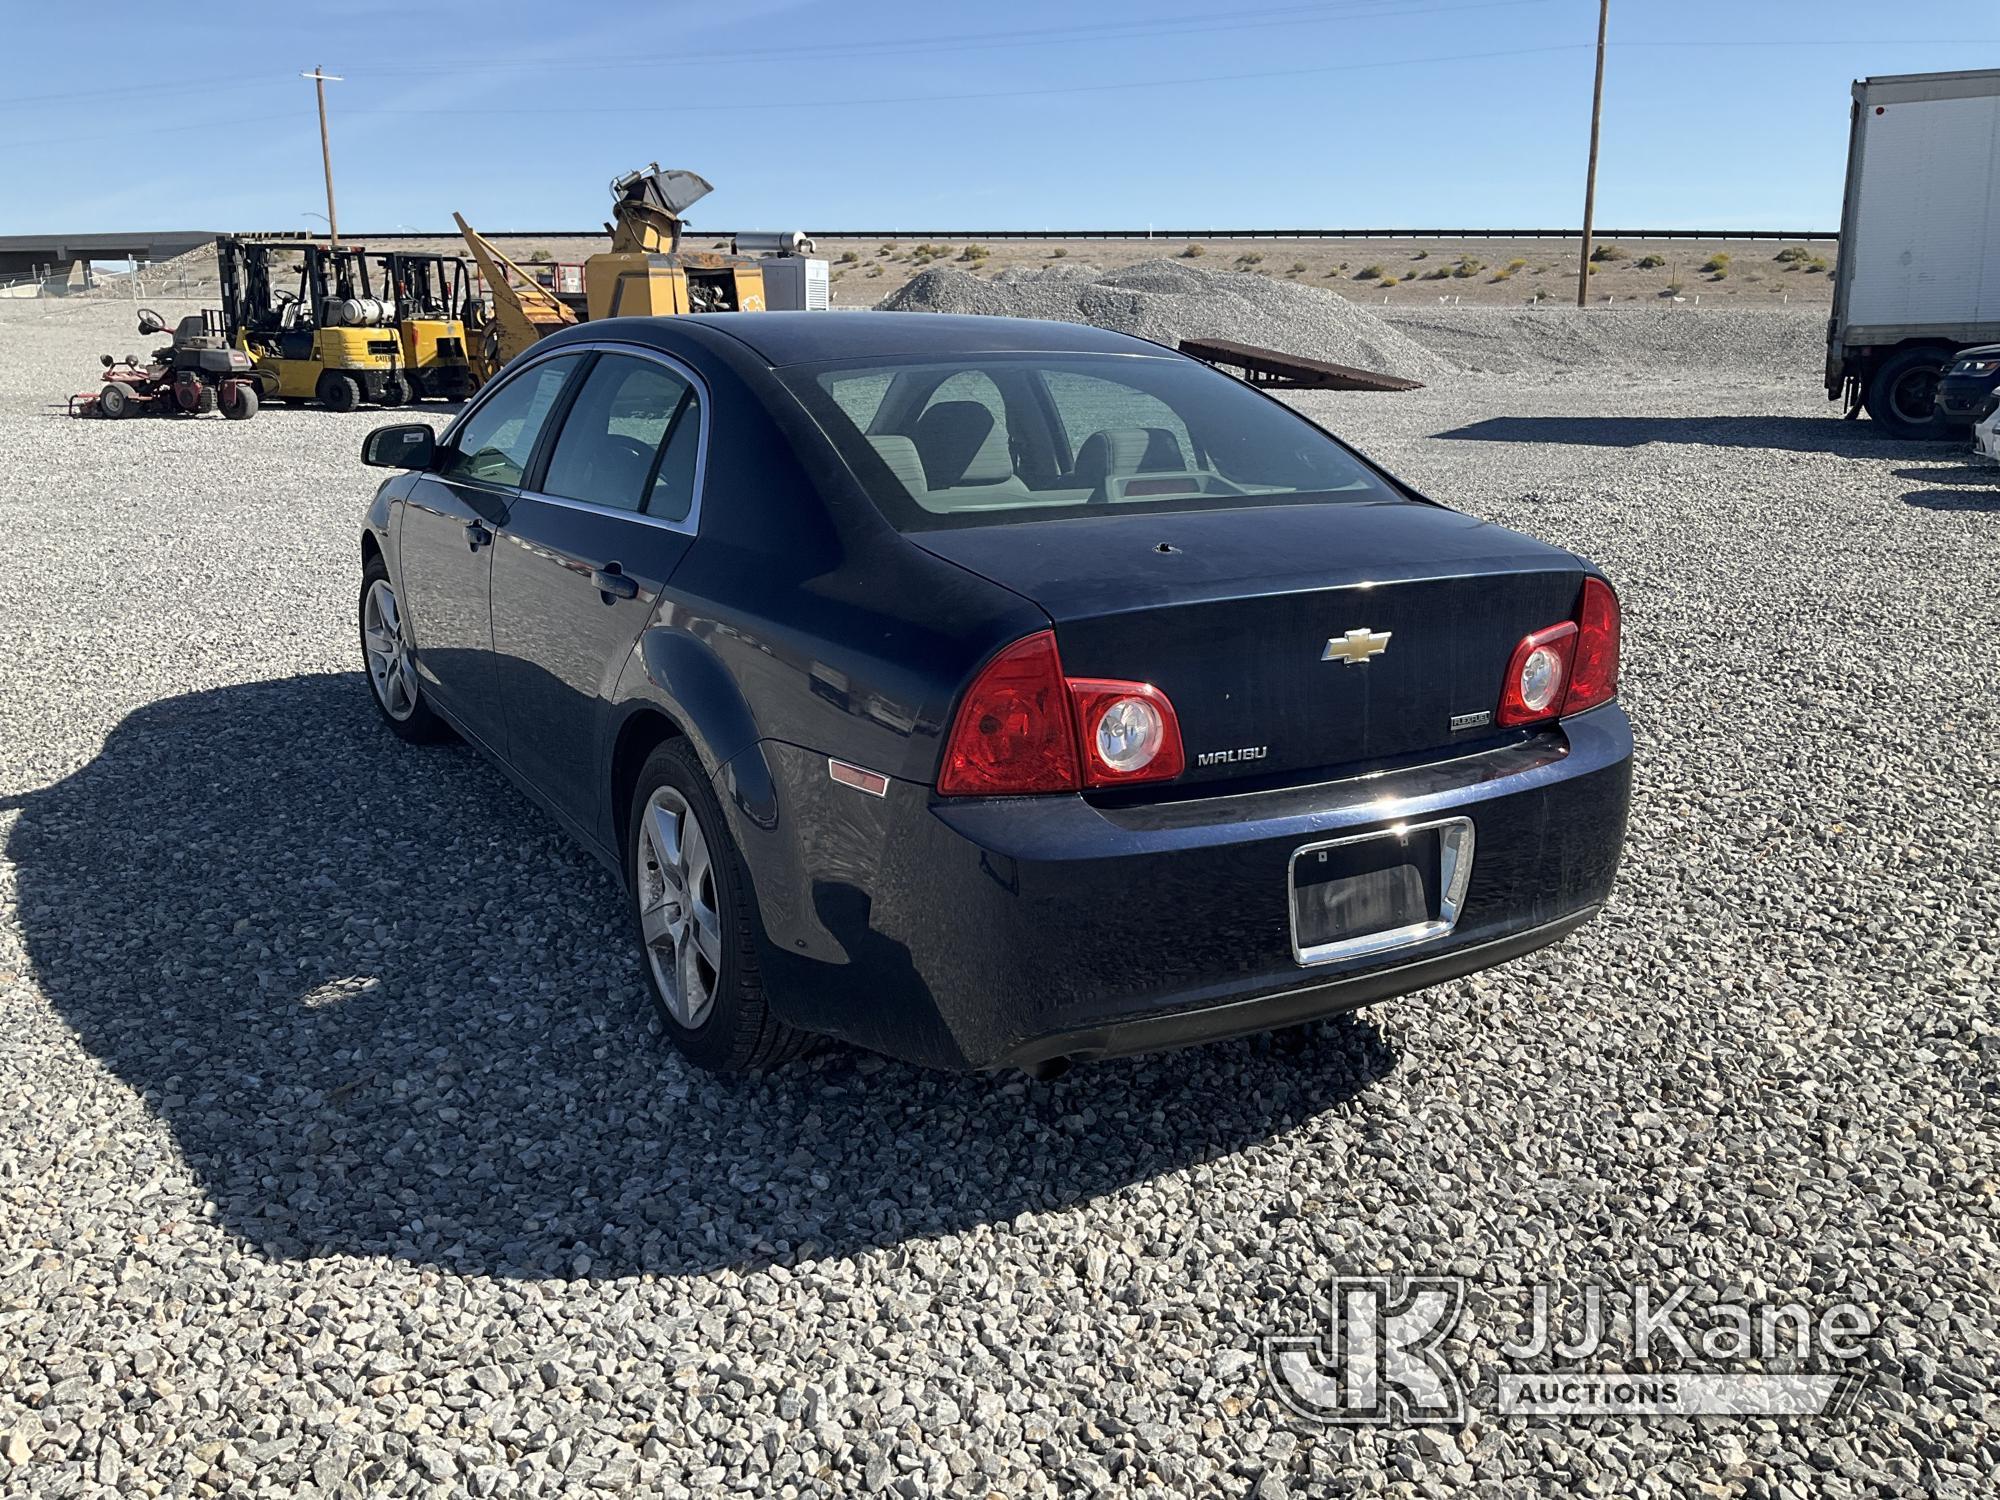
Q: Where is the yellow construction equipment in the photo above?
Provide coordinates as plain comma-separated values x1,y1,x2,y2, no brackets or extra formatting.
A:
453,217,579,386
217,237,410,410
455,165,767,385
585,166,766,320
376,251,478,401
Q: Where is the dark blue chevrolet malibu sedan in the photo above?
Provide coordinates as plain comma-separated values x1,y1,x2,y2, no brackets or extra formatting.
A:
356,312,1631,1074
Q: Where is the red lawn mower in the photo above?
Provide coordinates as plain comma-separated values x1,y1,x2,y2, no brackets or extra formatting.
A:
70,308,259,420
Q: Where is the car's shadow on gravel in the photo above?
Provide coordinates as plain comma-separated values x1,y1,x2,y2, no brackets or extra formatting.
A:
3,675,1394,1280
1890,463,2000,510
1436,414,1926,453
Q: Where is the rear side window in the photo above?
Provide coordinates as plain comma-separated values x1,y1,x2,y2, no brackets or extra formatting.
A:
823,370,894,432
785,352,1402,531
542,354,697,514
441,354,582,487
647,403,701,522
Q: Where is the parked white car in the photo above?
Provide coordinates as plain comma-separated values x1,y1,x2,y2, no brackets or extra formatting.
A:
1975,401,2000,461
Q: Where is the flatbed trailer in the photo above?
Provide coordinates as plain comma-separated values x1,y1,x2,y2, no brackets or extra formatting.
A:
1178,336,1423,392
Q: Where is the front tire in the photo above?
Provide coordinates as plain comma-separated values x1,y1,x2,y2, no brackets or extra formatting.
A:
380,373,412,407
359,557,450,742
96,383,130,419
1865,348,1953,440
626,740,809,1073
221,383,258,420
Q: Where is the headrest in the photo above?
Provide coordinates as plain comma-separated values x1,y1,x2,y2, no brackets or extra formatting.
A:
1073,426,1188,486
912,400,1014,487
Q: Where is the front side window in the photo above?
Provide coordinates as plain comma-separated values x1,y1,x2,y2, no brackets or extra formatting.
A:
441,354,583,487
541,354,698,514
786,353,1402,531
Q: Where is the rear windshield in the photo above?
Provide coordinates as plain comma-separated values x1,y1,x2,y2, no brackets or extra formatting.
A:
783,352,1404,531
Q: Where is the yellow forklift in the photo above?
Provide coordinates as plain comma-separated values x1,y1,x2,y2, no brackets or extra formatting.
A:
217,237,409,410
376,251,477,402
454,165,766,386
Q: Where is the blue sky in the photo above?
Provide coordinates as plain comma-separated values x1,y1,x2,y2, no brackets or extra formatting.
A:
4,0,1998,234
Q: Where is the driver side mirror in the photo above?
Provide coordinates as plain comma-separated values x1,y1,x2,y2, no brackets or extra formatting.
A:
362,423,436,470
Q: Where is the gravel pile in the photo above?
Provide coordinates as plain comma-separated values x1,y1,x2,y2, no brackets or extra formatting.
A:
73,244,224,302
0,300,1993,1497
1379,304,1827,381
880,259,1458,383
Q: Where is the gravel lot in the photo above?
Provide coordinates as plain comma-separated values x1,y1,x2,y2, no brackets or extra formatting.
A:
0,299,1994,1498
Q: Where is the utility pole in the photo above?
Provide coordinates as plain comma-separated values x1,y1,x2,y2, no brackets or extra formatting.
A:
1576,0,1608,308
302,67,344,249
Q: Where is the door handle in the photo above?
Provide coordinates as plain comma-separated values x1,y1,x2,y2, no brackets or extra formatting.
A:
465,521,491,551
593,563,639,601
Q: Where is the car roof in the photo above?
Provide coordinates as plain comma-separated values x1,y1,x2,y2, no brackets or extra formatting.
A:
580,311,1173,369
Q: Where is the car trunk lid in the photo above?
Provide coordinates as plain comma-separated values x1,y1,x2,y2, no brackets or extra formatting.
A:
915,501,1587,788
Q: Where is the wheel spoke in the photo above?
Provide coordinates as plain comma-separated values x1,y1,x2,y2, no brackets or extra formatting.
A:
678,943,707,1022
689,899,722,969
681,814,709,890
376,587,401,637
639,897,675,947
644,804,683,881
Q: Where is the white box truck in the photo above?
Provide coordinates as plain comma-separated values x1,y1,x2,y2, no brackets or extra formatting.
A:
1829,68,2000,437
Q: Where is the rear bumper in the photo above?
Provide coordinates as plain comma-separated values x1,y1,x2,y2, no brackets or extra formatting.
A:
991,905,1598,1070
727,707,1632,1071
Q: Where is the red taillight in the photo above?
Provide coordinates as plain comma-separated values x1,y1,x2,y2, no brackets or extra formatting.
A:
938,633,1184,795
937,631,1080,796
1496,575,1621,728
1497,621,1578,727
1563,576,1620,714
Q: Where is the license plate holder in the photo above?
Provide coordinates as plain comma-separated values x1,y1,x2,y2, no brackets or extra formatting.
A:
1288,816,1475,966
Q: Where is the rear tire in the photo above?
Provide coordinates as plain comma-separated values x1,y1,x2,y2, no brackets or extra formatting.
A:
380,374,412,407
626,739,810,1073
403,373,427,403
359,556,451,743
317,372,362,413
96,383,130,419
221,383,258,420
1865,348,1953,440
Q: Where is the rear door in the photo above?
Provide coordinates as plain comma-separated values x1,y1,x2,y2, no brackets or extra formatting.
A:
397,351,584,747
489,348,704,843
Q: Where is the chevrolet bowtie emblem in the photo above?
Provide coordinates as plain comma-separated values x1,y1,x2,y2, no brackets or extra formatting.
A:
1323,627,1392,665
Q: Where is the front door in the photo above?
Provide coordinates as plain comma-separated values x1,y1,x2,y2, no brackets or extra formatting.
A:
490,350,704,844
396,352,584,748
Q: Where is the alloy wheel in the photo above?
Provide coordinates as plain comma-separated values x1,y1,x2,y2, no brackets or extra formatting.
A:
1891,366,1941,426
362,578,419,722
635,786,723,1029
